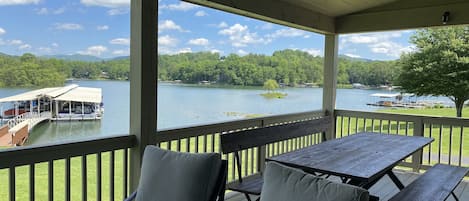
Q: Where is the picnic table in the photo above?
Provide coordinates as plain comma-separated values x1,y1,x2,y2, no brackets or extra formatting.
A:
267,132,433,190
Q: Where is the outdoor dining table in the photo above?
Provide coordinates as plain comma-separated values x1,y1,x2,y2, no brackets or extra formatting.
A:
267,132,434,190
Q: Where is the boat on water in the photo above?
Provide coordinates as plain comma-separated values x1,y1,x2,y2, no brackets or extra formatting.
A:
366,93,451,109
0,84,103,121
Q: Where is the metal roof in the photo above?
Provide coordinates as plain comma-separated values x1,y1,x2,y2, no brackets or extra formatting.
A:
44,84,78,98
54,87,102,103
0,85,101,103
0,87,60,103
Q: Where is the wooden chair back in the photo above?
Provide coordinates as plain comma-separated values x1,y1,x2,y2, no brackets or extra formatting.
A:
220,115,332,154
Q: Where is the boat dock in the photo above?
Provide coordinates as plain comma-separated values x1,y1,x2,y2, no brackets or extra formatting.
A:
0,85,103,147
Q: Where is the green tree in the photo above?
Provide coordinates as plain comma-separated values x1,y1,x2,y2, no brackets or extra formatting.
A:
263,79,279,91
398,26,469,117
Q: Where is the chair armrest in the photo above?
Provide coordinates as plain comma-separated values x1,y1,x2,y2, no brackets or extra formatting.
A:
123,191,137,201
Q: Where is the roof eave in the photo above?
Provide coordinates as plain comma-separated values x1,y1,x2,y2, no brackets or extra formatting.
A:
183,0,335,35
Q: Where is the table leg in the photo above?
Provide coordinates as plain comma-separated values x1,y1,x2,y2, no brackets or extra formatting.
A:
387,170,405,190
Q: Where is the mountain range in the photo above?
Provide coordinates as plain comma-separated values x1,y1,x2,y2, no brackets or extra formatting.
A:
0,52,375,62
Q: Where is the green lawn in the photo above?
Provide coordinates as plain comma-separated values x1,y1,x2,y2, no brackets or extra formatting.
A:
380,107,469,118
0,151,126,201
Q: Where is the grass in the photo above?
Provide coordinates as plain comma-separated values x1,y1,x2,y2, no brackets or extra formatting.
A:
0,151,126,201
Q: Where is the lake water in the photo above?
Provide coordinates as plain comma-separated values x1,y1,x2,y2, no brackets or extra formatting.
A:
0,80,452,146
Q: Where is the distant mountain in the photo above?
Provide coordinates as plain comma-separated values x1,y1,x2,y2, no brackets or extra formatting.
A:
110,56,129,61
41,54,105,62
339,54,374,62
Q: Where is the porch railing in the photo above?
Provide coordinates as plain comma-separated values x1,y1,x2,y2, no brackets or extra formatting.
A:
1,109,468,200
335,109,469,172
0,135,135,201
155,110,326,182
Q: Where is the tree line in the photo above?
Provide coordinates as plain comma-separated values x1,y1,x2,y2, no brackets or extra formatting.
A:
0,53,129,87
0,50,399,88
158,49,400,87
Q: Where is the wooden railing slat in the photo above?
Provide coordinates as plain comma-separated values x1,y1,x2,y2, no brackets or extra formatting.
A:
29,164,35,201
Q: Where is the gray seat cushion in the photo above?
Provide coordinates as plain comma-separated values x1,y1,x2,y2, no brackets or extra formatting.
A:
136,145,222,201
260,162,369,201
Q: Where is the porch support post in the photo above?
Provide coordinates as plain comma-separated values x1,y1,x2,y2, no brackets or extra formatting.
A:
322,34,338,140
129,0,157,192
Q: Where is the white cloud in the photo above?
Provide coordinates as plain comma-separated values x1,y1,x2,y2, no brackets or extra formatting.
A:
341,31,414,59
177,47,192,54
160,2,198,11
38,47,52,53
53,7,65,14
78,45,108,56
302,48,322,57
344,53,361,58
107,8,128,15
36,7,65,15
51,43,59,47
210,49,222,54
370,42,414,57
158,20,184,32
36,7,48,14
110,38,130,45
268,28,308,38
97,25,109,30
195,10,206,17
0,0,39,6
219,24,264,47
237,49,248,56
112,49,129,55
341,31,403,44
0,27,5,35
18,44,32,50
80,0,129,8
260,23,273,30
188,38,209,46
158,35,178,47
54,23,83,30
9,40,23,45
218,22,228,28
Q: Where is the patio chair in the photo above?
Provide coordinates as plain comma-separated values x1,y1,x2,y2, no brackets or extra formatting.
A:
124,145,228,201
260,162,369,201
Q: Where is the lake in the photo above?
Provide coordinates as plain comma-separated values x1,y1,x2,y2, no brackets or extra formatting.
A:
0,80,452,146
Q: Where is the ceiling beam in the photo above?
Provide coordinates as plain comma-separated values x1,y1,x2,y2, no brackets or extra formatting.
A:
336,2,469,34
184,0,335,34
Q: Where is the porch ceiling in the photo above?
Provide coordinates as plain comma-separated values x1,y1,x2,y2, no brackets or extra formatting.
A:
183,0,469,34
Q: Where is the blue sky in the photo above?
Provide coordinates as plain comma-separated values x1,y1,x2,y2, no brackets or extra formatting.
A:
0,0,416,60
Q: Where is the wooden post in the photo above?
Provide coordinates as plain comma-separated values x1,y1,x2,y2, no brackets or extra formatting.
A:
322,34,338,141
129,0,157,192
257,119,267,172
412,118,424,172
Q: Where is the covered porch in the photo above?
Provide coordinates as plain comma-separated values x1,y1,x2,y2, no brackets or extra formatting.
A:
1,0,469,200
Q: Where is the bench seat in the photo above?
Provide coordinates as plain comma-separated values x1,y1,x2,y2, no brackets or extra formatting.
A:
389,164,468,201
227,174,263,195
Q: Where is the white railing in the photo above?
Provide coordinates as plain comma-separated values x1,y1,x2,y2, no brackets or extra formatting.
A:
7,111,52,130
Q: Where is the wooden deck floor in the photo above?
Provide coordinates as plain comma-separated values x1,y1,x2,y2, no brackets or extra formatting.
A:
225,169,469,201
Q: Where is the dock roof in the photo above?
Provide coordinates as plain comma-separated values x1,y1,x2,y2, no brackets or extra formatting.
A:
54,87,102,103
0,87,60,103
0,85,101,103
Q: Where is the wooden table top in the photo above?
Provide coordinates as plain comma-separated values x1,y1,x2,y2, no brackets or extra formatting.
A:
267,132,433,182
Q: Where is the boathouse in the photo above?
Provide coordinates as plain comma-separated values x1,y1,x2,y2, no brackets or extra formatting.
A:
0,84,103,146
